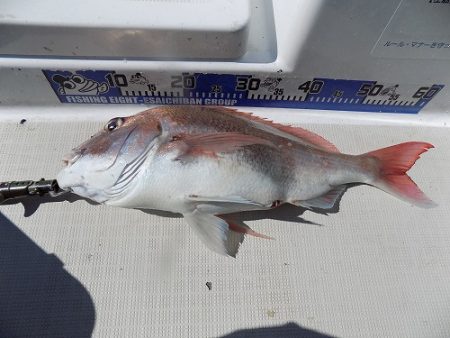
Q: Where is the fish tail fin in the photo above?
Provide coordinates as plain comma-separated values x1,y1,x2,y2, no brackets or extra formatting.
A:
365,142,436,208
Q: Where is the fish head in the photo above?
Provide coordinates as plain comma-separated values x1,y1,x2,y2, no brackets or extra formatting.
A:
57,113,162,203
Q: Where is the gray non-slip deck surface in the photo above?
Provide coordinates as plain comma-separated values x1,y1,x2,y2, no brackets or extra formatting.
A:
0,110,449,337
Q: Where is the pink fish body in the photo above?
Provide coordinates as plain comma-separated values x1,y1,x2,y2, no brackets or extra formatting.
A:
57,106,435,256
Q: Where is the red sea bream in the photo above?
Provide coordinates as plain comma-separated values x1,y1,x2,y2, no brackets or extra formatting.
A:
57,106,435,256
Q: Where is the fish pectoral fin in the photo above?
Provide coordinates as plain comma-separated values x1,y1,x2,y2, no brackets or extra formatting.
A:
173,132,276,160
184,210,244,257
187,194,265,214
292,185,347,211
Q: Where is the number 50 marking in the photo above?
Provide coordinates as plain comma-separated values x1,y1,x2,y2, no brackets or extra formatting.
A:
356,83,383,96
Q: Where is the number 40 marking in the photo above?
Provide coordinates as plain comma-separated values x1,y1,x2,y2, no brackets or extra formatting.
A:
298,80,324,94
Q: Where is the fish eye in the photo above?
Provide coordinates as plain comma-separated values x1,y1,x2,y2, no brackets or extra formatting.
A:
72,75,85,84
105,117,124,131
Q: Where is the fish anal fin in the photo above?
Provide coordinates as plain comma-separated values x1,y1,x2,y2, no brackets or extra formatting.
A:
293,185,347,210
172,132,275,160
215,107,339,153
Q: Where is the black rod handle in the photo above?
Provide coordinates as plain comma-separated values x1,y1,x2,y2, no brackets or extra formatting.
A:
0,179,61,203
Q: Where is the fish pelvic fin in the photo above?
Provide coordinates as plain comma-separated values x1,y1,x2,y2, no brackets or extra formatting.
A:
223,218,274,240
184,211,243,257
365,142,436,208
183,211,273,257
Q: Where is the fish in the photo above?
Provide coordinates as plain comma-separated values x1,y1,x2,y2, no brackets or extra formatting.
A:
57,106,435,256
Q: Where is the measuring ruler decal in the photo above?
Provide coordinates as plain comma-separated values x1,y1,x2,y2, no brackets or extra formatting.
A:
43,70,444,113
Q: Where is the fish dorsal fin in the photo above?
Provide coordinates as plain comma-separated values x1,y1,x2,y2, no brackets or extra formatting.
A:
214,107,339,153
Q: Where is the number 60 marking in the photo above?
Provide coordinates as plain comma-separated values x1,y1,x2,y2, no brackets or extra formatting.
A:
413,86,440,99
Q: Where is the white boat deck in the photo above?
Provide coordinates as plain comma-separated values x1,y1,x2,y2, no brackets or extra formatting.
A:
0,106,449,338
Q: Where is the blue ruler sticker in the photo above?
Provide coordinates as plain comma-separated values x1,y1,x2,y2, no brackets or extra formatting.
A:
42,70,444,113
